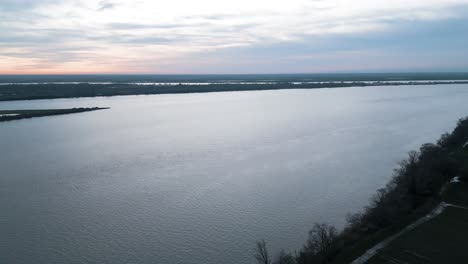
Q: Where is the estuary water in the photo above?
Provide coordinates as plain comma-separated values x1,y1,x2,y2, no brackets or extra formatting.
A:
1,84,468,264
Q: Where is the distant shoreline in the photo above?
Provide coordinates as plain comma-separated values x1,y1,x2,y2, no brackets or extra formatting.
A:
0,80,467,102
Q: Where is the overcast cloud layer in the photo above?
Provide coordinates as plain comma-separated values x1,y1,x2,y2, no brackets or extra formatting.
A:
1,0,468,74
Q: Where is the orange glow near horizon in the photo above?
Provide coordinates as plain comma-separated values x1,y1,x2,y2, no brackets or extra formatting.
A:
2,0,468,75
0,69,160,75
0,61,173,75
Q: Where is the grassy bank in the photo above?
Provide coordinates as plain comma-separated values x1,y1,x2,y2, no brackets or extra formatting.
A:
367,180,468,264
0,107,109,122
256,117,468,264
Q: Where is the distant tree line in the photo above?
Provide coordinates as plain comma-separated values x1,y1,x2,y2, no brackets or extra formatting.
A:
255,117,468,264
1,81,468,101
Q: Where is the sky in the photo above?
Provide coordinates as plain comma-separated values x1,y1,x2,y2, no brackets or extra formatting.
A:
1,0,468,74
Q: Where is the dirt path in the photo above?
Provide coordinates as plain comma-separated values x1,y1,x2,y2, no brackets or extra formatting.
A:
350,203,446,264
352,175,468,264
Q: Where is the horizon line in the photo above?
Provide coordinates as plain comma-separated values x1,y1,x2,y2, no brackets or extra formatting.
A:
1,71,468,76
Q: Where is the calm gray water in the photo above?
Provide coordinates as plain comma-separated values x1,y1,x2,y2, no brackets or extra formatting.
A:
1,84,468,264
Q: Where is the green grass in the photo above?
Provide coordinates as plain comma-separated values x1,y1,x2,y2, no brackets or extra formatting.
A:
330,200,439,264
364,180,468,264
366,206,468,264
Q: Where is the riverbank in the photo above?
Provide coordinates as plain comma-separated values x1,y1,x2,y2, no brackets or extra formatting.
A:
261,117,468,264
1,80,468,102
0,107,109,122
365,179,468,263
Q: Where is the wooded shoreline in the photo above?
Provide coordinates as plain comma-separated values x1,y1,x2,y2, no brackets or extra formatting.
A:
256,117,468,264
1,80,468,102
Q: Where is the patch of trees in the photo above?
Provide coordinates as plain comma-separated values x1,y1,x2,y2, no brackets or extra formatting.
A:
0,107,108,122
255,117,468,264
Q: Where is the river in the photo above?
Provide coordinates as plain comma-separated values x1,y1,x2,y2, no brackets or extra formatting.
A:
1,84,467,264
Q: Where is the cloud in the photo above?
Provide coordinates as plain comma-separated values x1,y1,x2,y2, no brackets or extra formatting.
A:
0,0,58,11
97,0,117,11
1,0,468,73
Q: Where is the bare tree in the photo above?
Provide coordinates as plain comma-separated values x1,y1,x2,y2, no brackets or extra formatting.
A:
276,250,296,264
255,239,271,264
305,223,338,263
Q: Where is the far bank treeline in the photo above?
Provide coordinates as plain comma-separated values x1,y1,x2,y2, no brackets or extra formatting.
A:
255,117,468,264
1,81,468,101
